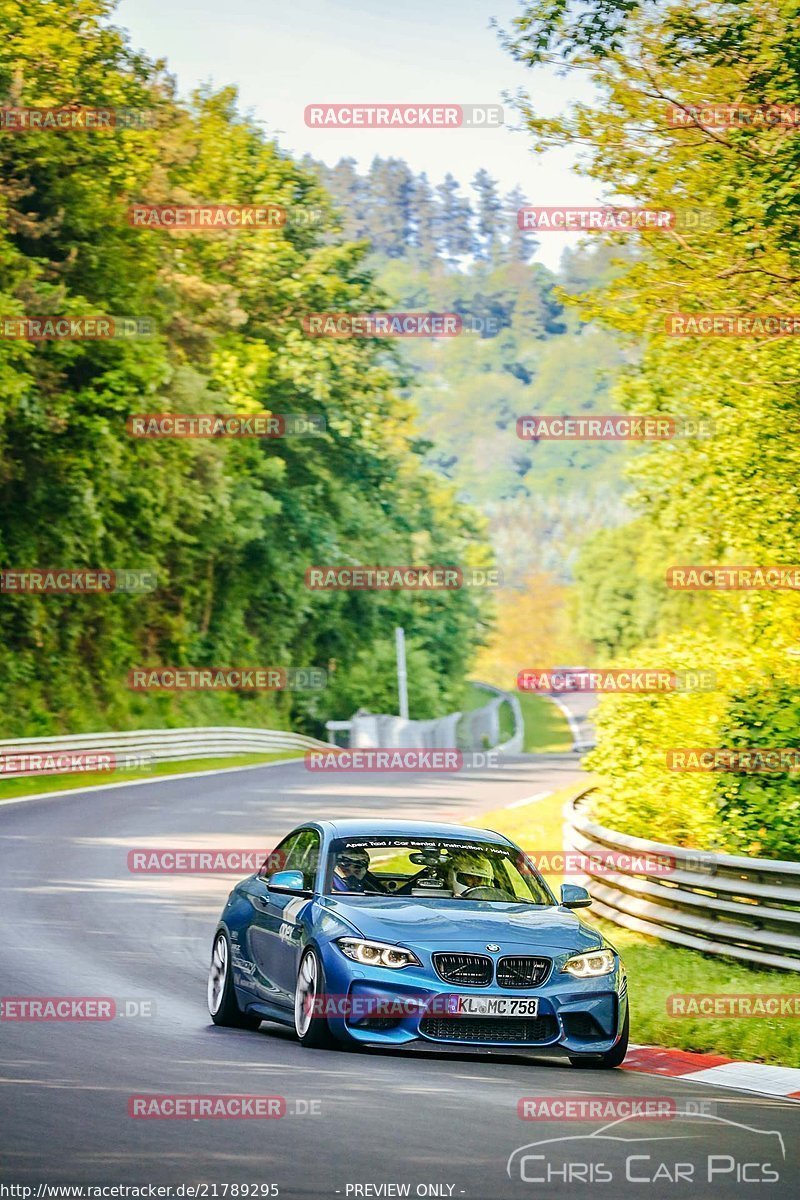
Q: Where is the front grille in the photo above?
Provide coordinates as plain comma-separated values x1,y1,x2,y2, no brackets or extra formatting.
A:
496,955,551,987
562,1012,606,1040
432,952,493,987
420,1015,558,1044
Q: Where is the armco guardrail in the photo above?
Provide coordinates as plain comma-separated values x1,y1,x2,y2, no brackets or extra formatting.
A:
0,726,329,777
564,791,800,973
348,710,461,751
335,682,522,754
466,681,523,754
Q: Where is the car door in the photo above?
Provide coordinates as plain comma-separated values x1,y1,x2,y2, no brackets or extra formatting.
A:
244,829,320,1010
238,831,300,1007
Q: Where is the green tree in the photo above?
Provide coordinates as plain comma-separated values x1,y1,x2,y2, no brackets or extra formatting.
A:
503,0,800,853
366,157,415,257
436,173,475,261
322,157,369,242
410,172,440,267
472,169,504,260
0,0,493,737
504,186,535,263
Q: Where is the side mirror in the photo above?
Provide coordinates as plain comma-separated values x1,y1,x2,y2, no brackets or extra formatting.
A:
560,883,592,909
267,870,308,895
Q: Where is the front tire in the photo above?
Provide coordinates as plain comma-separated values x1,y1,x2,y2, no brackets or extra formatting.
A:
208,930,262,1029
294,948,336,1048
569,1006,629,1069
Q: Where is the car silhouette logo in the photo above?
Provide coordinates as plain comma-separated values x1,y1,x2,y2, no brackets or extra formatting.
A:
506,1112,786,1180
486,944,500,952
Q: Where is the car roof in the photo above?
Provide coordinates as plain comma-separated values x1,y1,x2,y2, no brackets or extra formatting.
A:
314,818,512,844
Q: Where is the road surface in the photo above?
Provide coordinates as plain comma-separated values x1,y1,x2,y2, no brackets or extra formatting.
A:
547,693,597,751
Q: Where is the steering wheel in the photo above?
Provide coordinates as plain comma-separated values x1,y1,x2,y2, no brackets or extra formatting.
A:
459,885,516,901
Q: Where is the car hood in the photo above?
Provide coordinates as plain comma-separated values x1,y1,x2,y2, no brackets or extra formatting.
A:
319,896,601,953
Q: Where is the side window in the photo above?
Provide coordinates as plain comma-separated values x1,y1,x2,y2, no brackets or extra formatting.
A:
288,829,321,889
260,833,300,878
497,858,529,900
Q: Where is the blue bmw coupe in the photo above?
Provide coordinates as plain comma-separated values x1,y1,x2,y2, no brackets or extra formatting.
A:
207,819,629,1067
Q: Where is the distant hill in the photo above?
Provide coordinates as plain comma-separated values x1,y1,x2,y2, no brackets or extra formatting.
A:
309,156,636,583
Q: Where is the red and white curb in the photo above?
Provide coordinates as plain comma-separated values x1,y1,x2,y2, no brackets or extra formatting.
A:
623,1044,800,1100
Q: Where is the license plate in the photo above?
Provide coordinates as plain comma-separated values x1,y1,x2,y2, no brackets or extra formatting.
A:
449,995,539,1017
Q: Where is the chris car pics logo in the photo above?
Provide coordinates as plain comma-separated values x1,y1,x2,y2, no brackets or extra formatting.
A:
507,1112,784,1185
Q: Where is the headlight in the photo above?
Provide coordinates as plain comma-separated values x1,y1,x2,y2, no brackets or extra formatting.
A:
562,949,616,978
336,938,420,969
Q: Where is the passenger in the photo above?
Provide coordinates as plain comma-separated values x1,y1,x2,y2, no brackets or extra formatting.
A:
331,849,383,893
447,852,495,896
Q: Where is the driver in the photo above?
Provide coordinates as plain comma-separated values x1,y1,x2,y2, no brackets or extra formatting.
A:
447,851,495,896
331,848,383,893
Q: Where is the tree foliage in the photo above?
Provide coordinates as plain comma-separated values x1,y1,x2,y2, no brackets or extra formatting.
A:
0,0,493,735
505,0,800,854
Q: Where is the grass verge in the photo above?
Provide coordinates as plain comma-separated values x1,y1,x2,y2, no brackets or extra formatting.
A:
0,750,302,803
460,682,495,712
470,786,800,1068
463,683,572,753
518,693,573,753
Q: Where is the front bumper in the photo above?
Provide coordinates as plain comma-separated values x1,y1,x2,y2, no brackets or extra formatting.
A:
319,942,628,1056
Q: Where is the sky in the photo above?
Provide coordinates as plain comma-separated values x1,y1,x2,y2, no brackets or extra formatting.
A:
116,0,602,269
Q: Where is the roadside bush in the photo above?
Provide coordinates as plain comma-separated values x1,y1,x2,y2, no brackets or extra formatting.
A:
712,682,800,859
587,633,800,860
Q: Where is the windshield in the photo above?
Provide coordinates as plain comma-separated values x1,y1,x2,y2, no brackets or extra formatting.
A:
325,836,555,904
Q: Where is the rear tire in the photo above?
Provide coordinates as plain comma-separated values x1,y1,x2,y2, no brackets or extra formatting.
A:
294,948,337,1048
569,1006,629,1069
208,930,262,1030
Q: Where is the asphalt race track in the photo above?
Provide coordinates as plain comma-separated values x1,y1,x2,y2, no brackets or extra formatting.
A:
1,757,798,1199
547,692,597,751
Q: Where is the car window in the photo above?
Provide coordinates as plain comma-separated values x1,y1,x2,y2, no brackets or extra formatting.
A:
260,832,300,878
496,855,539,901
325,836,555,903
285,829,321,889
